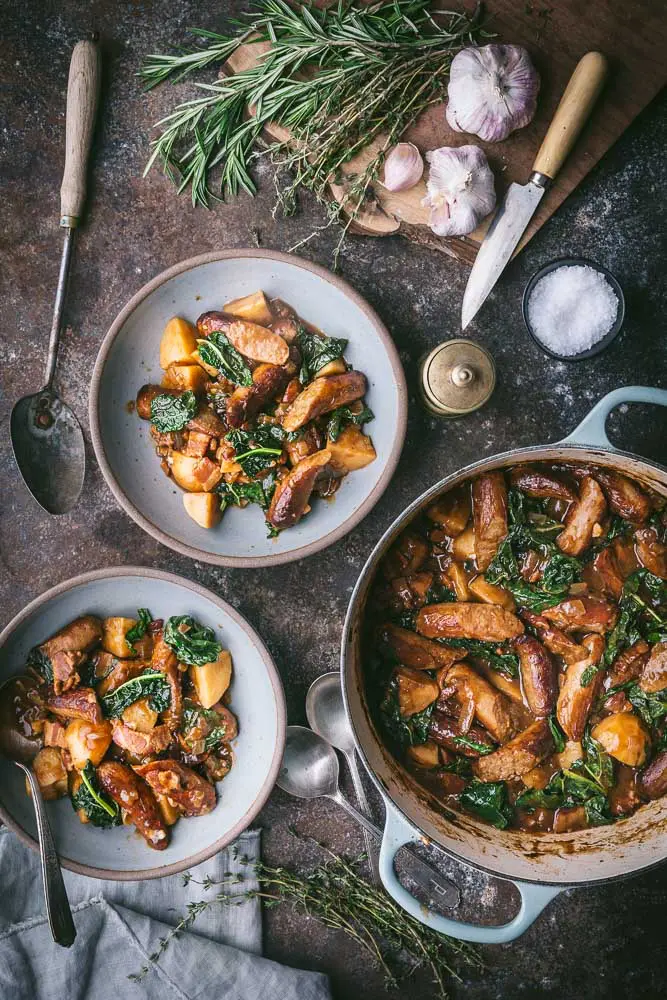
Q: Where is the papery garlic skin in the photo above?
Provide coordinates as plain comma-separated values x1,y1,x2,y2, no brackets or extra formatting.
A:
382,142,424,192
422,145,496,237
446,44,540,143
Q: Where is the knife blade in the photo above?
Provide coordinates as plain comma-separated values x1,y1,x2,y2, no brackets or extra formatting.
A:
461,51,608,330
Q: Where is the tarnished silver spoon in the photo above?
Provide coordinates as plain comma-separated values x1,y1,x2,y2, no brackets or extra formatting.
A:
0,677,75,946
278,726,460,910
11,40,101,514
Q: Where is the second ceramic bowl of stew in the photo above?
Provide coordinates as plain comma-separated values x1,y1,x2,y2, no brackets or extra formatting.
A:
90,249,407,567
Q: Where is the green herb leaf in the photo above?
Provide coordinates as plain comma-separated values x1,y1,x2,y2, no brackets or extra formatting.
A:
150,391,197,432
163,615,222,666
439,638,519,679
218,474,277,513
379,677,434,747
548,714,567,754
225,428,282,476
71,762,121,828
27,647,53,684
197,332,253,386
460,780,512,829
451,735,496,755
626,683,667,728
100,669,171,718
297,328,347,383
326,403,374,442
125,609,153,654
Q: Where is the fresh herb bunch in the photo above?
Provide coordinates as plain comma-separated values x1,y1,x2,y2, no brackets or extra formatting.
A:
100,669,172,718
141,0,485,259
163,615,223,665
71,762,121,828
129,837,482,995
150,390,197,432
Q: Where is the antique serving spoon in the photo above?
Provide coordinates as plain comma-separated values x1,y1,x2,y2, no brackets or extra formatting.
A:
278,726,460,910
11,40,101,514
0,677,75,946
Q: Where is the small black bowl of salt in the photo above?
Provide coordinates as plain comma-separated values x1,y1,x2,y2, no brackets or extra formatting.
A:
522,257,625,361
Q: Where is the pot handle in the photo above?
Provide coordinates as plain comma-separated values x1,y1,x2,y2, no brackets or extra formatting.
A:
561,386,667,450
378,800,563,944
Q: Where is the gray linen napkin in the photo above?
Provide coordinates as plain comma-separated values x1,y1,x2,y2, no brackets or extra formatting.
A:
0,827,332,1000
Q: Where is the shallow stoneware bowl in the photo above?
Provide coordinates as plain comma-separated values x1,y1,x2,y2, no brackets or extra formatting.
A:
90,249,407,567
0,567,286,880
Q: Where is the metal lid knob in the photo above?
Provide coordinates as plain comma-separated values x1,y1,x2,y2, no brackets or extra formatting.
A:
419,339,496,417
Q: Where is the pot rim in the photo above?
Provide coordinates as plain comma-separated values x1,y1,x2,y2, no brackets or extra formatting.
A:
341,439,667,888
0,565,286,881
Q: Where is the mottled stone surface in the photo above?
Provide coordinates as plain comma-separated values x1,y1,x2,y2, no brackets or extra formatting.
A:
1,2,666,997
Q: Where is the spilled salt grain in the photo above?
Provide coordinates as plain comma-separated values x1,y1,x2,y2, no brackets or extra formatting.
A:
527,264,619,357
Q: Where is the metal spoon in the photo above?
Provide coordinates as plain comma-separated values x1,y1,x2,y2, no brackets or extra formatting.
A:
306,671,380,882
0,678,75,946
11,40,101,514
278,726,460,910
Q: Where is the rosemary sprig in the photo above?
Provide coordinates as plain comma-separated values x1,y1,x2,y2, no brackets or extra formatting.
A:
129,839,482,995
141,0,485,257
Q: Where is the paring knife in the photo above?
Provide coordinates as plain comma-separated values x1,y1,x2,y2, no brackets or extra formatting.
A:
461,51,608,330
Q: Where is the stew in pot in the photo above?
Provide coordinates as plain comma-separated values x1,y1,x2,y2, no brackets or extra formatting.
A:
365,463,667,833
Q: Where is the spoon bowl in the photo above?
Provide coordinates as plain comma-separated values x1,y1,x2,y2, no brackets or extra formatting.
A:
277,725,341,800
306,672,356,753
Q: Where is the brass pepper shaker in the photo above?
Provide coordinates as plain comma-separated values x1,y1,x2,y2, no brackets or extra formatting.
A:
418,338,496,417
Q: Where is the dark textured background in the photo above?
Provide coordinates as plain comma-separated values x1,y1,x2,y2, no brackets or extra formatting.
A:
1,2,666,997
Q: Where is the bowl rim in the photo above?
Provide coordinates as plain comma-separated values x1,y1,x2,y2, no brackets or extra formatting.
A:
0,565,287,881
89,248,408,568
522,256,625,362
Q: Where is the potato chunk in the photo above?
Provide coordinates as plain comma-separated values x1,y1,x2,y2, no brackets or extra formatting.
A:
326,424,376,475
406,741,440,767
160,317,198,369
183,492,222,529
190,650,232,709
102,617,152,659
122,698,158,734
170,452,222,492
591,713,650,767
223,290,273,326
162,363,209,394
468,575,515,611
29,747,68,801
395,666,439,717
65,719,113,769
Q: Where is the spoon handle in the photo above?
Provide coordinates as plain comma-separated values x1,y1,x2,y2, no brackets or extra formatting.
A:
343,749,380,883
330,790,459,910
60,40,102,228
19,763,76,947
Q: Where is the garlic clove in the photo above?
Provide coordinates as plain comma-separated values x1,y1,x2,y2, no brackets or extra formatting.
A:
422,145,496,238
381,142,424,193
446,44,540,143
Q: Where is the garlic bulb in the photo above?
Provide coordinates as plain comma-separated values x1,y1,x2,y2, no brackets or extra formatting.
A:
382,142,424,192
446,44,540,143
422,146,496,237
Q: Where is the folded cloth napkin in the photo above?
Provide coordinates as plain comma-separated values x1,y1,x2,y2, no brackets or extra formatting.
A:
0,827,332,1000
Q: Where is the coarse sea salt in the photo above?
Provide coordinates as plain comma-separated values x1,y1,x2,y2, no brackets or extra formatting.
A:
527,264,619,357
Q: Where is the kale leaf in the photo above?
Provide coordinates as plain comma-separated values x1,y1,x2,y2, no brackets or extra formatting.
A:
460,780,513,829
163,615,222,666
296,327,347,384
100,669,171,718
150,391,197,432
379,677,434,747
439,638,519,679
26,647,53,684
626,684,667,728
71,762,121,828
326,404,374,442
225,428,282,477
217,473,277,513
451,735,495,755
181,701,230,751
196,333,253,386
548,713,567,753
125,609,152,654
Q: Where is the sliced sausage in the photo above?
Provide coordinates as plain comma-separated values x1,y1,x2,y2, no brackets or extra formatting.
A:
471,472,508,571
542,596,618,634
40,616,103,660
111,721,173,757
473,719,553,782
416,602,524,642
519,610,588,665
226,363,293,429
445,663,518,742
556,634,605,740
640,751,667,800
428,711,496,757
587,469,651,523
509,466,577,503
267,450,332,530
378,623,468,671
97,761,169,850
134,760,216,816
197,311,289,365
186,405,226,438
634,527,667,579
282,372,366,433
607,639,650,688
557,476,607,556
512,635,558,716
639,642,667,693
45,687,102,724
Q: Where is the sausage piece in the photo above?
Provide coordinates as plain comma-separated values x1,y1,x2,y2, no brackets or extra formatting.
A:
639,642,667,693
45,687,102,724
582,547,624,600
445,663,518,742
509,466,577,503
519,610,588,665
428,711,496,757
588,469,651,523
557,476,607,556
416,602,524,642
556,634,605,740
97,761,169,850
640,751,667,800
40,615,103,660
111,721,173,757
471,472,508,571
473,719,553,782
267,450,332,529
378,623,468,671
542,596,618,634
634,527,667,579
197,311,289,365
226,363,294,429
282,372,366,433
512,635,558,716
607,639,650,687
134,760,216,817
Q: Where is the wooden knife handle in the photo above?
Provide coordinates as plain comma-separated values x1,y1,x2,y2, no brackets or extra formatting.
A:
532,52,608,182
60,40,101,227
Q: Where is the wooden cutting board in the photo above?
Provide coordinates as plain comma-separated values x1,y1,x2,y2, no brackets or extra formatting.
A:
226,0,666,265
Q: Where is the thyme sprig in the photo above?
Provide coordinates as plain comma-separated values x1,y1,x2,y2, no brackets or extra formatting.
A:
128,837,481,995
141,0,485,259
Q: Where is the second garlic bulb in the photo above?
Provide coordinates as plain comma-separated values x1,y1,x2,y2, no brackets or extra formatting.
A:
422,145,496,237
